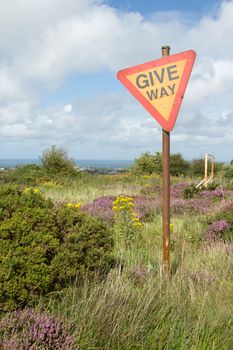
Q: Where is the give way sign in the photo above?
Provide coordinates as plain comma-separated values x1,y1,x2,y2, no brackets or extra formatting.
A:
117,50,196,131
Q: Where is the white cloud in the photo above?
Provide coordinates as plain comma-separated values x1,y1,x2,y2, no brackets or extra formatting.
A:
0,0,233,159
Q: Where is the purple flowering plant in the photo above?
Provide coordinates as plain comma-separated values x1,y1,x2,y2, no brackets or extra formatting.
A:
205,219,230,242
0,308,73,350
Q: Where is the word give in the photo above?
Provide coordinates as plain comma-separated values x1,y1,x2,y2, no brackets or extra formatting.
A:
135,64,179,101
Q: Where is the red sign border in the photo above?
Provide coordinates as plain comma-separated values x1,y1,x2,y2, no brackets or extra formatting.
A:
117,50,196,131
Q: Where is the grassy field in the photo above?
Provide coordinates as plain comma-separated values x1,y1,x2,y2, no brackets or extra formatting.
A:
1,172,233,349
37,173,233,349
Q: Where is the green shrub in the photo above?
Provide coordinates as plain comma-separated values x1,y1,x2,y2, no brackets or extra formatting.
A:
0,185,52,222
190,158,223,177
170,153,190,176
224,166,233,178
183,184,199,199
0,207,59,311
3,164,45,186
0,186,114,311
132,152,162,175
40,145,77,176
207,181,219,190
52,207,115,288
133,152,190,176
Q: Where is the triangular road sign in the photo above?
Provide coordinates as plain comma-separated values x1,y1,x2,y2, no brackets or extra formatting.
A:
117,50,196,131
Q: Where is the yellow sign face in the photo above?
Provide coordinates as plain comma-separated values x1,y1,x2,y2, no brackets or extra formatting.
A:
127,60,187,121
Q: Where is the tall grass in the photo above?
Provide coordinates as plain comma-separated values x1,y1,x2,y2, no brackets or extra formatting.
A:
43,213,233,349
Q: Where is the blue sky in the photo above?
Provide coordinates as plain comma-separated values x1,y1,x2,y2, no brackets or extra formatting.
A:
0,0,232,161
106,0,220,15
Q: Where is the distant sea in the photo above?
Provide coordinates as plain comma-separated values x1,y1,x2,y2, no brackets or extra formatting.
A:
0,159,133,170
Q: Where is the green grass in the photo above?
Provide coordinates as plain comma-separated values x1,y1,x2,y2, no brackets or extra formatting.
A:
3,173,233,349
38,173,233,349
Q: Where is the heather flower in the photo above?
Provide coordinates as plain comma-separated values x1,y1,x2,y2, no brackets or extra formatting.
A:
170,183,190,198
81,195,116,225
171,197,212,215
205,219,230,242
129,264,149,282
0,308,73,350
200,189,224,199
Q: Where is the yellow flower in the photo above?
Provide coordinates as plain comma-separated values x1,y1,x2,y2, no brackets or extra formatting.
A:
24,187,31,193
134,222,142,227
170,223,174,232
66,203,74,208
33,188,39,193
75,203,81,209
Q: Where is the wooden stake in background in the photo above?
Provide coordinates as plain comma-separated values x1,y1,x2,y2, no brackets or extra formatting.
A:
162,45,171,275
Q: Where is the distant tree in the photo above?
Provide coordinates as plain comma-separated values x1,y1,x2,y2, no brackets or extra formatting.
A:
40,145,76,175
190,158,205,176
170,153,190,176
132,152,162,175
190,158,223,177
133,152,189,176
230,159,233,166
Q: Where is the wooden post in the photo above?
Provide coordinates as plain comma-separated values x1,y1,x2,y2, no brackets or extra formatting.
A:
162,46,170,276
204,153,208,188
211,157,214,179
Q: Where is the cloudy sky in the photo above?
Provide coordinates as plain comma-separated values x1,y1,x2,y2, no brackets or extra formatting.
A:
0,0,232,161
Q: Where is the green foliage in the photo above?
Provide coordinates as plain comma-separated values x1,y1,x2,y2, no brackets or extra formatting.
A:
133,152,189,176
189,158,205,176
183,184,199,199
224,166,233,178
10,164,44,185
52,207,115,288
40,145,77,175
132,152,162,175
0,185,114,311
170,153,190,176
190,158,223,177
0,164,45,186
207,181,219,190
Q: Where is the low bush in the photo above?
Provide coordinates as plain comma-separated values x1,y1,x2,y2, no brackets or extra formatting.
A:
0,164,45,186
183,184,199,199
0,185,114,311
224,166,233,178
0,308,73,349
205,210,233,243
52,207,115,289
